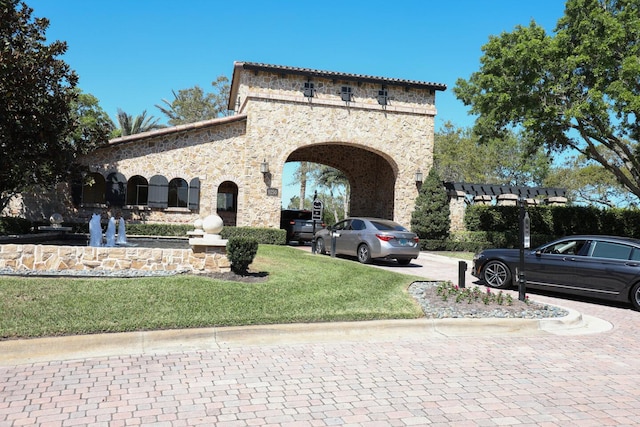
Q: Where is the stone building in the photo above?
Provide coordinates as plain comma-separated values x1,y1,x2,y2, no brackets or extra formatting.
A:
9,62,447,229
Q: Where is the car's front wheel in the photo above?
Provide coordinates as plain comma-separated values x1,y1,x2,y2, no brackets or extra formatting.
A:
357,244,372,264
316,237,326,255
631,282,640,311
482,260,512,289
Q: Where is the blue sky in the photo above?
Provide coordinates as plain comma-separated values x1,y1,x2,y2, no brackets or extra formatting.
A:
28,0,567,205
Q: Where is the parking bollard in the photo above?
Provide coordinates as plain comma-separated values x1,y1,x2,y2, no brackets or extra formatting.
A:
458,260,467,288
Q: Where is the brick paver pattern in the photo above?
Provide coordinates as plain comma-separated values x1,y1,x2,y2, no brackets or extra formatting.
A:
2,294,640,426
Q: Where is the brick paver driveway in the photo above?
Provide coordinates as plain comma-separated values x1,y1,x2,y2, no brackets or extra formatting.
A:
2,254,640,426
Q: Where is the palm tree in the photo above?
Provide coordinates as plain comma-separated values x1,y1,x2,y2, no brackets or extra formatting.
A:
313,165,350,222
112,109,164,138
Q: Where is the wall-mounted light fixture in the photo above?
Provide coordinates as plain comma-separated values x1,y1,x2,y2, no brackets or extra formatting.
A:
377,86,388,106
341,86,352,103
303,81,315,98
415,170,423,183
260,159,270,174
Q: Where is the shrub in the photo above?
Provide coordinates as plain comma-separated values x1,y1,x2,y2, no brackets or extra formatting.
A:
0,216,32,235
411,168,450,240
221,226,286,245
226,237,259,274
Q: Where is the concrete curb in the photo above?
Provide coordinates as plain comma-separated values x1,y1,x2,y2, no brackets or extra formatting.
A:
0,310,610,367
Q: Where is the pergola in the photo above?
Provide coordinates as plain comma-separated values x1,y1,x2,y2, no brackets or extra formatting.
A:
444,182,566,199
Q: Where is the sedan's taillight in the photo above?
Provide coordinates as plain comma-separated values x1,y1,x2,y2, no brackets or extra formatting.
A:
375,234,394,242
413,237,420,243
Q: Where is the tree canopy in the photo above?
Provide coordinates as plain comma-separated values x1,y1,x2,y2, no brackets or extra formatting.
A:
155,76,231,126
544,154,637,207
286,163,350,223
0,0,110,210
454,0,640,203
434,122,550,186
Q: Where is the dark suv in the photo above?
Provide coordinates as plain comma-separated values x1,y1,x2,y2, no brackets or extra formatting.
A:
280,209,317,244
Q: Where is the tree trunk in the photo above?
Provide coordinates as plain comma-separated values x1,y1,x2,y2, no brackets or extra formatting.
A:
298,162,307,209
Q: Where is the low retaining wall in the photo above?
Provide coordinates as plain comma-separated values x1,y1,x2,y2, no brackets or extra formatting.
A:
0,244,230,274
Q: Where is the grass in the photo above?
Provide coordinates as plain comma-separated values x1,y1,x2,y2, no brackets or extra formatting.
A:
0,245,426,340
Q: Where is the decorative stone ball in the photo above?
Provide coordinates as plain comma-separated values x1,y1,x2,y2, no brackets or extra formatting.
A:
201,214,223,235
49,213,64,227
193,218,204,231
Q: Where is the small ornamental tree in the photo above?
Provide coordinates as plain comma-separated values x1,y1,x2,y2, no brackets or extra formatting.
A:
411,168,450,241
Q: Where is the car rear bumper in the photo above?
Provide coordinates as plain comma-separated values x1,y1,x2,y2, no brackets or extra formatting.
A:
291,231,314,242
375,244,420,259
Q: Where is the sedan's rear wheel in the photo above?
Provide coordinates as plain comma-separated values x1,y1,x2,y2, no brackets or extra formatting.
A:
357,244,372,264
316,237,326,255
482,260,512,289
396,258,412,266
631,283,640,311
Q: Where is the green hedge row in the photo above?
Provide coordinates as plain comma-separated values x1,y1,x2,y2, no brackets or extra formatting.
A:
465,204,640,237
0,218,287,245
0,217,32,235
220,226,286,245
457,204,640,251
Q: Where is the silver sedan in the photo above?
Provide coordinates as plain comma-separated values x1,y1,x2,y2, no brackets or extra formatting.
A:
314,217,420,265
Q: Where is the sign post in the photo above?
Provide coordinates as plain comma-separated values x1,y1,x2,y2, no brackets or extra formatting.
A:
311,194,323,254
518,198,530,301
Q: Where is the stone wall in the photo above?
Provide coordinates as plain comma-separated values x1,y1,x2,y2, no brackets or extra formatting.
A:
0,244,230,274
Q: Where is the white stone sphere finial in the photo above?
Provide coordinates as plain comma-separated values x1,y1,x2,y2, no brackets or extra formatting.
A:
50,213,64,227
202,214,224,235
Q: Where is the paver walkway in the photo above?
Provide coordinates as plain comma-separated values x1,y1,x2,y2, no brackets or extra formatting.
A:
2,253,640,426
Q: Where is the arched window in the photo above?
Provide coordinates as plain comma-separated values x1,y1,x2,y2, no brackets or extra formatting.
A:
168,178,188,208
106,172,126,207
127,175,148,206
82,172,106,205
217,181,238,226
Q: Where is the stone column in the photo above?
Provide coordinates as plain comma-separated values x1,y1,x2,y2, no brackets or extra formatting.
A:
448,190,467,232
545,196,568,205
496,194,518,206
473,195,493,205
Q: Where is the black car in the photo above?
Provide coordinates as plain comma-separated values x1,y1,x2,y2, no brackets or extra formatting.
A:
280,209,317,244
472,235,640,310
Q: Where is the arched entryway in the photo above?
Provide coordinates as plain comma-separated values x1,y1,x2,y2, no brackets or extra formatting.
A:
286,143,397,220
217,181,238,226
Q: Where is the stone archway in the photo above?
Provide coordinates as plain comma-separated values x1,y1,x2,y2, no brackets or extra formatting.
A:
286,143,397,219
58,62,445,230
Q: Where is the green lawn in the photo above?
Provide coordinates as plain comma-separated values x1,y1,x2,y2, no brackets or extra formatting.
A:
0,245,426,340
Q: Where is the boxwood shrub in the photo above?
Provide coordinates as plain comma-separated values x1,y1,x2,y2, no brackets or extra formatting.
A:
226,237,259,274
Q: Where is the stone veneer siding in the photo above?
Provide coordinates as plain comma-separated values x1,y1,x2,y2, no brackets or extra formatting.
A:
0,244,230,273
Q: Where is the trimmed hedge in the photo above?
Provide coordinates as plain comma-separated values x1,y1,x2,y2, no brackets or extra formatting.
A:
462,204,640,251
0,217,287,245
221,226,286,245
0,217,32,235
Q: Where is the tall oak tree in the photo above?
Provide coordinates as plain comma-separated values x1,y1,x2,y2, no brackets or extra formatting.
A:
454,0,640,202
